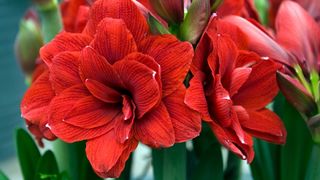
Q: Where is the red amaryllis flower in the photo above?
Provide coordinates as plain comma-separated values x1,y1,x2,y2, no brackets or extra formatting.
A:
22,0,201,177
185,18,287,162
221,1,320,142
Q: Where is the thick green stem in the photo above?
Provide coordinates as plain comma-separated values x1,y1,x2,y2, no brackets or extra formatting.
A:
224,152,242,180
53,141,84,180
35,0,62,43
152,143,186,180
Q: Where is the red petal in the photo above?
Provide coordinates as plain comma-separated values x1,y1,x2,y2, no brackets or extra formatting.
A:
209,75,233,127
232,60,280,110
84,0,149,43
134,103,175,148
125,52,162,91
114,95,136,143
276,1,320,71
21,71,55,121
192,33,213,73
63,96,120,129
217,0,244,17
113,56,161,118
242,109,287,144
229,67,252,97
163,85,201,142
86,130,138,178
207,121,255,163
48,85,113,142
50,52,82,94
40,32,92,66
79,46,123,88
140,35,194,97
184,71,211,121
85,79,122,103
91,17,137,64
222,16,291,65
61,0,88,32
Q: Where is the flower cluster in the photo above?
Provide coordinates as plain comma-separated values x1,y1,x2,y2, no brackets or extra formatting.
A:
19,0,320,178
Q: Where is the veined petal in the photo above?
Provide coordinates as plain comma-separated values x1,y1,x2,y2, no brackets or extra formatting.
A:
85,79,122,103
63,96,120,129
207,121,255,163
276,1,320,72
40,32,92,66
229,67,252,97
91,17,137,64
86,130,138,178
140,35,194,97
242,109,287,144
185,71,211,121
134,103,175,148
209,75,233,127
163,85,201,143
21,71,54,121
84,0,149,43
233,60,280,110
50,51,82,94
48,85,113,142
222,16,291,65
113,56,161,118
79,46,123,88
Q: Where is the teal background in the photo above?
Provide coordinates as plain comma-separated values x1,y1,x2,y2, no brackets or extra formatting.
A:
0,0,30,160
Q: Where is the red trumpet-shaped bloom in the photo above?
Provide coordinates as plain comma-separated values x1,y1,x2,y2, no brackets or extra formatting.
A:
185,18,286,162
21,0,201,177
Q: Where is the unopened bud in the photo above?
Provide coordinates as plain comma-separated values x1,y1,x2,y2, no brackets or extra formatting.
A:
14,9,43,76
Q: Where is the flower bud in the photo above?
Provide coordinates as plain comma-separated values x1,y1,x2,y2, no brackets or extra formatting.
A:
276,71,317,117
179,0,211,44
149,0,184,24
14,9,43,76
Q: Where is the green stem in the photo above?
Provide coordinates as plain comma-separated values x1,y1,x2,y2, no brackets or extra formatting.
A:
310,69,320,110
53,140,85,180
305,145,320,179
35,0,62,43
152,143,186,180
224,152,242,180
211,0,223,11
294,65,312,94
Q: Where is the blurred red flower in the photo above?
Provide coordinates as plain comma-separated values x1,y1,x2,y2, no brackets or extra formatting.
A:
22,0,200,177
185,17,287,162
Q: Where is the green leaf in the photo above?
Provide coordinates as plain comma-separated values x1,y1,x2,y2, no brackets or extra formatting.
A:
275,94,313,180
58,171,71,180
192,123,223,180
250,140,280,180
305,145,320,180
152,143,186,180
16,128,41,180
224,153,241,180
147,14,170,35
0,170,9,180
35,150,59,180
